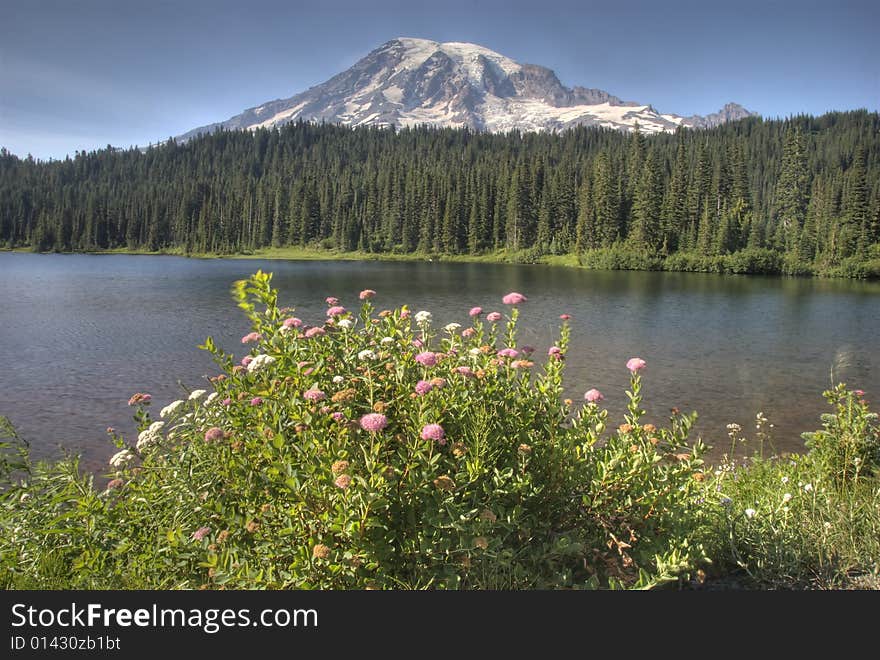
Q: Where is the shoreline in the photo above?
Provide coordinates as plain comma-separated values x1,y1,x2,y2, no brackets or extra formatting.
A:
4,246,879,281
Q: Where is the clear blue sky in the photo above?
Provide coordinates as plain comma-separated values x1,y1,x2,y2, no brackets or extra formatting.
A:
1,0,877,160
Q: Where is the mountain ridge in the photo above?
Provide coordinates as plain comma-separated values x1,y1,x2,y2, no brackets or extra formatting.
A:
179,37,757,140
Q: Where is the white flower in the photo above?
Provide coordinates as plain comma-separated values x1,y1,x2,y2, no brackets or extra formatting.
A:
469,347,482,357
414,310,432,326
160,400,184,419
824,521,832,530
781,476,789,484
358,349,376,361
188,389,207,401
136,421,165,452
444,322,462,333
380,336,395,345
744,508,757,519
332,375,344,384
247,354,276,374
782,493,792,504
803,483,813,492
337,319,354,330
109,449,135,469
205,392,219,405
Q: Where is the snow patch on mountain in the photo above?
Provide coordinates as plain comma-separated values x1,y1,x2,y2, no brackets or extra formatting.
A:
178,38,757,142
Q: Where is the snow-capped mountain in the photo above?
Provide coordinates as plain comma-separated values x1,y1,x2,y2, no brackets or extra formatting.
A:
179,38,756,140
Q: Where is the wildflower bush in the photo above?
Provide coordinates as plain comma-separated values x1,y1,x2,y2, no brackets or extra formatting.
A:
708,389,880,588
0,271,712,590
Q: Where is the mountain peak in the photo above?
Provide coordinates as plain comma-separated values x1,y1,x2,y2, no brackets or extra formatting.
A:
178,39,757,141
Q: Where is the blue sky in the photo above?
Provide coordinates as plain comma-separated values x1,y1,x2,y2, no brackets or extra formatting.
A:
1,0,877,160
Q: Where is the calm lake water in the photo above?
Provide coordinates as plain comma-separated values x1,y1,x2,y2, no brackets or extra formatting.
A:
2,252,879,469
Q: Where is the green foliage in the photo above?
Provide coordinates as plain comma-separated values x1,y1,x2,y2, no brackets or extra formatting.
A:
0,273,710,590
707,390,880,588
1,110,878,277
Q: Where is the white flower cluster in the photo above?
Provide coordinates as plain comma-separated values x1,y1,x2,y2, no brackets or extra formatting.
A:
332,375,345,384
136,421,165,452
247,354,276,374
444,322,461,333
415,311,432,326
337,319,354,330
380,336,395,345
358,349,376,361
160,400,184,419
109,449,135,469
188,389,207,401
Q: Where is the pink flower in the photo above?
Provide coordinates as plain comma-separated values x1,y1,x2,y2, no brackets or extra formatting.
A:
204,427,224,442
127,392,152,406
400,309,411,319
192,527,211,542
327,306,347,317
325,297,339,306
303,367,315,377
359,289,377,300
486,312,502,322
359,413,388,432
584,389,604,403
461,327,476,338
415,351,438,367
334,474,352,489
469,306,483,317
304,388,326,402
421,423,446,444
283,317,303,328
241,332,262,344
222,397,232,406
455,366,475,378
497,348,519,358
304,327,325,338
502,292,527,305
250,397,263,406
854,389,865,397
241,355,254,367
415,380,434,395
331,412,345,423
412,338,424,348
560,314,571,320
626,358,647,373
548,346,563,358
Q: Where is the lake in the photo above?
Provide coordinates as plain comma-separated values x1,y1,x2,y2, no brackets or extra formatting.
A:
1,252,878,470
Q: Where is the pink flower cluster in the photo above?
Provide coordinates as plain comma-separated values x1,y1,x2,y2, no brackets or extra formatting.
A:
584,389,604,403
421,423,446,444
415,351,438,367
241,332,262,344
359,413,388,432
626,357,647,373
326,306,347,317
469,306,483,317
486,312,502,323
304,388,326,402
497,348,519,359
283,317,303,328
359,289,377,300
415,380,434,395
502,292,527,305
204,427,224,442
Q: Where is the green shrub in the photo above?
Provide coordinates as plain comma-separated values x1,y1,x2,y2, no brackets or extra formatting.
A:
0,272,710,590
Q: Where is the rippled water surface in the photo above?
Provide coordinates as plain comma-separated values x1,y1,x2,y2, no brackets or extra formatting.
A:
2,252,879,468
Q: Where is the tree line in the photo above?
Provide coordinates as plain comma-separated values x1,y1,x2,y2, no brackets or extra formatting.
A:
1,110,878,276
